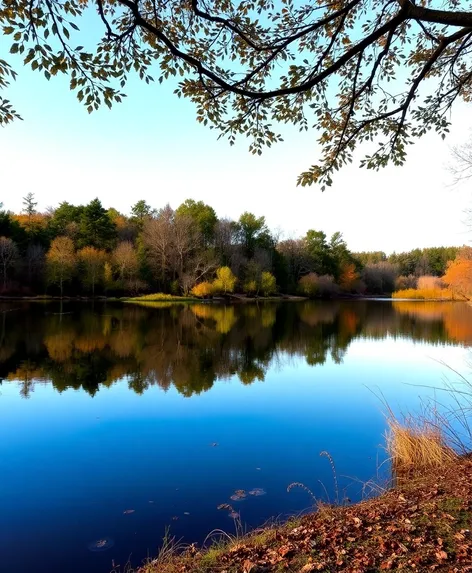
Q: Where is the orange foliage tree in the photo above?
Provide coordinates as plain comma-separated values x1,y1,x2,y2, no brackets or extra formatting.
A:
443,247,472,300
339,263,360,292
14,213,49,237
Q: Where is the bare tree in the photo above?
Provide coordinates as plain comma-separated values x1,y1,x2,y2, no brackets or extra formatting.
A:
0,236,18,289
181,251,218,295
113,241,139,283
142,205,175,286
450,139,472,185
278,239,311,283
173,213,199,279
215,219,236,264
363,262,399,294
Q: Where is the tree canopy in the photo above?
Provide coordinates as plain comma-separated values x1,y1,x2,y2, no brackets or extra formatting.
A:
2,0,472,186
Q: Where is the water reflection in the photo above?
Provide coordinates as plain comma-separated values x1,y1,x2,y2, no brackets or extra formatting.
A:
1,300,472,399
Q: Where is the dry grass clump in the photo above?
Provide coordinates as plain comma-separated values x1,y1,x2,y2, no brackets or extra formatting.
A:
386,417,457,475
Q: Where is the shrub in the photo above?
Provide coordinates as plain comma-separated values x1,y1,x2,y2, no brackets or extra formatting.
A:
191,281,213,298
395,275,417,291
260,271,276,296
298,273,318,297
317,274,340,297
417,275,444,290
244,279,258,296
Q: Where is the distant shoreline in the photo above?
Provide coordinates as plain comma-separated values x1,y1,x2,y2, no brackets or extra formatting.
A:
0,295,467,303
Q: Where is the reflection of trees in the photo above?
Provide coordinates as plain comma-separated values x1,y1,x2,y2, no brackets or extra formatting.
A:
192,304,237,334
6,361,42,398
392,302,472,346
1,299,470,399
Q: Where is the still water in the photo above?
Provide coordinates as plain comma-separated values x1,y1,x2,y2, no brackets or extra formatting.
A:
1,300,471,573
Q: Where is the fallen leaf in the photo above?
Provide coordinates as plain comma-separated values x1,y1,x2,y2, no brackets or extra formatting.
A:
278,544,294,557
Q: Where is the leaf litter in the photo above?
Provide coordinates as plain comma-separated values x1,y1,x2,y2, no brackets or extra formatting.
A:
145,456,472,573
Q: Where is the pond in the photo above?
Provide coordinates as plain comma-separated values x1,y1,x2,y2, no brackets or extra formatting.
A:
0,300,471,573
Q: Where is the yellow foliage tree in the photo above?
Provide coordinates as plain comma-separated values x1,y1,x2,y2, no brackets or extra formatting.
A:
212,266,237,295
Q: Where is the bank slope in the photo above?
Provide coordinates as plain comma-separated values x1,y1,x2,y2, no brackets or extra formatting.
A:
138,457,472,573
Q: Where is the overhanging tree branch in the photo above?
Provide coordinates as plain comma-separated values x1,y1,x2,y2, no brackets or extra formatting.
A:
2,0,472,186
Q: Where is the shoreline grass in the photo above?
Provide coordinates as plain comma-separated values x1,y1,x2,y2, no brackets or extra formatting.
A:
386,417,457,477
125,293,200,302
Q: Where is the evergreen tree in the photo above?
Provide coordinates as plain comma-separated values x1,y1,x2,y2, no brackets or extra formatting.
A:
22,192,37,218
78,199,117,250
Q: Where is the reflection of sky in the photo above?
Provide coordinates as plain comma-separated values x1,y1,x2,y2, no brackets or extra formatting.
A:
1,337,468,434
0,338,470,573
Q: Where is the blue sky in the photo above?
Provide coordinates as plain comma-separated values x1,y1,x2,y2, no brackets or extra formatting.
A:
0,12,471,254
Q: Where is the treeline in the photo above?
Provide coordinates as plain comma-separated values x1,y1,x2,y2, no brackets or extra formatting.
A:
392,246,472,300
354,247,460,292
0,193,461,297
